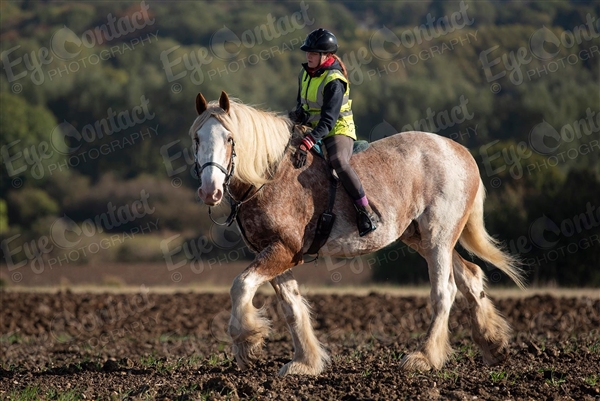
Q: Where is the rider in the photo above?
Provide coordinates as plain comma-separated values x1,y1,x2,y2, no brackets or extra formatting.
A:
291,28,377,237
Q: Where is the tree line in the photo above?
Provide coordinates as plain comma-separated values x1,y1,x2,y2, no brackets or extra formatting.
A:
1,0,598,286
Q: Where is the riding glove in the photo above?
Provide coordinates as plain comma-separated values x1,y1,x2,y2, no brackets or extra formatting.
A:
289,107,310,125
292,133,316,169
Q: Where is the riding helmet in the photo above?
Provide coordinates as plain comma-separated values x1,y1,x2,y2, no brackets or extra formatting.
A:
300,28,338,53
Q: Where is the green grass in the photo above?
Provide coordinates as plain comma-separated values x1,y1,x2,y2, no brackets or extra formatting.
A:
8,386,83,401
207,353,221,366
584,374,598,386
139,354,173,373
205,352,233,368
437,369,459,383
387,350,404,362
546,375,566,386
562,341,579,354
351,349,362,360
489,370,508,383
0,332,23,344
188,354,204,366
45,388,83,401
140,353,160,368
453,344,476,362
538,367,567,387
8,386,40,401
53,333,73,344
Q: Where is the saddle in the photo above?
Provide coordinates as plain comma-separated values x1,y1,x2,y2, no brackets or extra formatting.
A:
305,139,369,255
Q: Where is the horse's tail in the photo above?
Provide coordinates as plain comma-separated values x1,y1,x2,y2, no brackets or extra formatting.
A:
458,179,527,289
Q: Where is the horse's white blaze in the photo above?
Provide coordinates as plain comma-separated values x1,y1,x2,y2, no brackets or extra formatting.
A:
196,117,230,205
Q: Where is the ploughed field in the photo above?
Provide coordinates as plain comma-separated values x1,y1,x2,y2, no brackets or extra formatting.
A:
1,291,599,400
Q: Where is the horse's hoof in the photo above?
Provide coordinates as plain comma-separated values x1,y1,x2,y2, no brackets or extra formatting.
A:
278,361,323,376
399,352,433,371
232,339,264,369
481,343,509,366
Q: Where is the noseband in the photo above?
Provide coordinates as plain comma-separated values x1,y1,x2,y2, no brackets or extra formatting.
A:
194,137,236,189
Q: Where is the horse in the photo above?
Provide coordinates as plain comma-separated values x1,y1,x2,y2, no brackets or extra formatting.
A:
190,91,525,376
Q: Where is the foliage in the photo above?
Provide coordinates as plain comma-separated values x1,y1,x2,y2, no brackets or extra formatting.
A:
1,0,598,285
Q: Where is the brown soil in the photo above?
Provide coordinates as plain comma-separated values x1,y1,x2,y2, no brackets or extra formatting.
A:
1,291,599,400
0,260,372,288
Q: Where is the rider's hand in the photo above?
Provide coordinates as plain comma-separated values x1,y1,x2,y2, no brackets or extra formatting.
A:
293,133,315,169
289,107,309,125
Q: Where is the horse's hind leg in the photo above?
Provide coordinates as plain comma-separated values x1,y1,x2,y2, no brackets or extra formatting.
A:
228,243,295,370
399,229,457,370
270,270,330,376
452,251,511,365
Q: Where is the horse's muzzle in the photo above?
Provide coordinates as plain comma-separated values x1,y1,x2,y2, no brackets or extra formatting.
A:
198,187,223,206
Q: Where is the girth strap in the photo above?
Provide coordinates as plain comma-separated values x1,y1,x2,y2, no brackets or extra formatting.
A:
306,173,338,255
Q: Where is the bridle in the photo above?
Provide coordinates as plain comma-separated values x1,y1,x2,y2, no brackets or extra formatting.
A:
194,136,264,226
193,118,298,227
194,136,236,190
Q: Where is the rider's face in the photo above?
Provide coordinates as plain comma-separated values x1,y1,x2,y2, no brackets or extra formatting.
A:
306,52,327,68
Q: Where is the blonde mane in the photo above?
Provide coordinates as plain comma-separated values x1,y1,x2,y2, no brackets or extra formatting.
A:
189,99,296,186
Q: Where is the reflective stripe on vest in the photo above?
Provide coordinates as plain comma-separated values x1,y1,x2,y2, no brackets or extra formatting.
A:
300,69,356,140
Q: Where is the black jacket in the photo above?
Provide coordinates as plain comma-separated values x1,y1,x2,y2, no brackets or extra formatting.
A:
295,59,347,142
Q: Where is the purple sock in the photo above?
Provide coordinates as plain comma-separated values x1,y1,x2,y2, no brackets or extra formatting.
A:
355,196,368,207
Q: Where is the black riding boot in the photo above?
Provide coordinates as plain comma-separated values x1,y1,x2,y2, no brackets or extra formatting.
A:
354,204,377,237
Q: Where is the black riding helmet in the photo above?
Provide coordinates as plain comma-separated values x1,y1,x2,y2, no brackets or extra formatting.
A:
300,28,338,53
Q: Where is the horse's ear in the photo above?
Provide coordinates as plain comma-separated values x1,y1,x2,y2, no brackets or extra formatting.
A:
196,93,208,115
219,91,230,113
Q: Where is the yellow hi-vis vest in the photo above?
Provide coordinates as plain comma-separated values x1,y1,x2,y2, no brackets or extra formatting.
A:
300,69,357,140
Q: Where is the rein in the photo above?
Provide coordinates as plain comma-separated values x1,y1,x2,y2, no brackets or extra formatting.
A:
208,183,265,227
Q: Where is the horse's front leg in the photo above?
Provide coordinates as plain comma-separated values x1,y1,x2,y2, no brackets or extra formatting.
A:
228,242,296,370
271,270,330,376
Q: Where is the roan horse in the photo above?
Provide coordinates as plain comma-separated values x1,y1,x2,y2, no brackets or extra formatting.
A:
190,91,525,376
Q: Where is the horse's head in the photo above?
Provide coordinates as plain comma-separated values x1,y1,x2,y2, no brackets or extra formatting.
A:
191,91,234,206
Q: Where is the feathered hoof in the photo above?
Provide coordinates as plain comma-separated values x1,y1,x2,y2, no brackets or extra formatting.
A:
480,342,509,366
399,352,433,371
232,339,264,370
278,361,325,376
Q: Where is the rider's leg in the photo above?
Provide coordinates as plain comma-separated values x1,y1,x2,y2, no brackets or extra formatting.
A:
323,135,377,236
